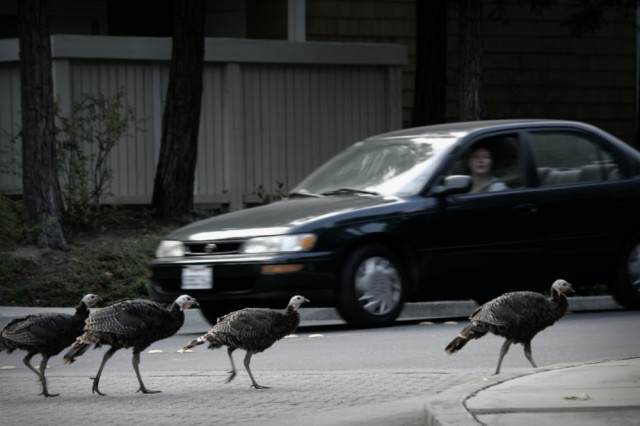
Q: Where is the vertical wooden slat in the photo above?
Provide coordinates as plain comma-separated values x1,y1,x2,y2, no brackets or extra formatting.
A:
223,63,244,211
2,45,404,208
283,68,294,185
293,67,305,183
213,67,226,196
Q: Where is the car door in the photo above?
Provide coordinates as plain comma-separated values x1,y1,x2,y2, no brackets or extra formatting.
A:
416,132,550,298
518,128,638,283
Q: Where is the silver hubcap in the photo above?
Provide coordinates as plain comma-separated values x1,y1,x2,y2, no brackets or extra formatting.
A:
627,242,640,293
354,256,402,316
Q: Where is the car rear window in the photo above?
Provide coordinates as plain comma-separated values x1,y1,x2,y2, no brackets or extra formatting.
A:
528,131,621,186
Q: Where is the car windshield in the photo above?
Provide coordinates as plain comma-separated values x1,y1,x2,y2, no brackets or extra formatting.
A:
291,135,458,197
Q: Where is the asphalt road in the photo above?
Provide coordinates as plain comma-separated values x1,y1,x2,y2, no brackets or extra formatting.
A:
1,310,638,425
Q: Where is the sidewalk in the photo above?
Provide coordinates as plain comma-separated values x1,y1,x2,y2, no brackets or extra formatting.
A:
425,357,640,426
1,295,635,425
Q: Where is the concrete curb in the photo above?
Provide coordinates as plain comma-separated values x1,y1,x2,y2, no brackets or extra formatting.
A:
424,377,505,426
297,295,622,324
424,357,640,426
423,367,566,426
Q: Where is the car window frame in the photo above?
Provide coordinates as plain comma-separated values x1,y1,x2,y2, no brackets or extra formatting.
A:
520,127,631,188
431,130,527,197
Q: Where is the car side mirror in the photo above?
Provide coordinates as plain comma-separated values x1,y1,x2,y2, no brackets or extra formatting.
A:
432,175,472,196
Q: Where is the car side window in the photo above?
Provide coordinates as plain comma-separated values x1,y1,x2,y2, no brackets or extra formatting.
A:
448,134,523,193
528,131,621,187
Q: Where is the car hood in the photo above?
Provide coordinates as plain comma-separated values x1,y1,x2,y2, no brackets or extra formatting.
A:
165,195,401,241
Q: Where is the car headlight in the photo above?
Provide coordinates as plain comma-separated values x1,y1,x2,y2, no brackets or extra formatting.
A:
155,240,185,257
240,234,317,254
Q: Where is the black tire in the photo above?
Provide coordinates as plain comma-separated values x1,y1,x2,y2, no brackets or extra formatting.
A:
336,244,406,327
199,302,238,325
612,234,640,309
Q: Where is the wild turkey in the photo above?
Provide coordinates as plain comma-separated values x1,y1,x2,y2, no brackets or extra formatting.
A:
0,294,102,397
63,294,198,395
444,279,573,374
181,295,309,389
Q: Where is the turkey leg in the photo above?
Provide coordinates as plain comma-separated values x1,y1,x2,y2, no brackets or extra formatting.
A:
133,350,160,394
23,353,58,397
494,339,512,375
523,341,538,368
244,351,269,389
225,347,237,383
38,355,58,397
91,346,119,395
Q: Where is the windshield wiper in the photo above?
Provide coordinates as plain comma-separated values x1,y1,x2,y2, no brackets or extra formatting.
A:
321,188,379,196
288,191,321,198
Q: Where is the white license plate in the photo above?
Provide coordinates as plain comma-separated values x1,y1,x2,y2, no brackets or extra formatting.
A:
181,266,213,290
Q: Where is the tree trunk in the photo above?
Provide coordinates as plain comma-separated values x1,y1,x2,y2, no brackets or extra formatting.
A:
637,31,640,148
411,0,447,126
458,0,484,121
18,0,68,250
151,0,206,218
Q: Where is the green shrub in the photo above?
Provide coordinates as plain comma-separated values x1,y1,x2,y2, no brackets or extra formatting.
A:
0,194,21,247
56,89,141,228
0,232,164,307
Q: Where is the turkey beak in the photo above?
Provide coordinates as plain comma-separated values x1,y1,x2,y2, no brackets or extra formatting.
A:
182,300,199,310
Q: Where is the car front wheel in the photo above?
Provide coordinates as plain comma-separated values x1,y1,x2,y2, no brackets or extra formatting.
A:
336,244,405,327
612,235,640,309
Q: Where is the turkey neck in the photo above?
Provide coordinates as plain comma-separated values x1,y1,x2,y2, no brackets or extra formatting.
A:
282,306,301,332
550,290,569,317
168,302,186,327
74,301,90,320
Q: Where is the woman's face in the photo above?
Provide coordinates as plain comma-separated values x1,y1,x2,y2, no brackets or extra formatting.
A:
468,147,493,175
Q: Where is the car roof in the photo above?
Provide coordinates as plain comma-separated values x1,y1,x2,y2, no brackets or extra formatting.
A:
367,119,595,140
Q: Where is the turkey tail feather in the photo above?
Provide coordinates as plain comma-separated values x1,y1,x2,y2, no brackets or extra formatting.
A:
444,335,468,355
181,335,207,351
444,323,487,355
63,341,91,365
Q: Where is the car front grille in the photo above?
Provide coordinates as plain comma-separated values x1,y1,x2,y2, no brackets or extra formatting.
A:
184,241,244,255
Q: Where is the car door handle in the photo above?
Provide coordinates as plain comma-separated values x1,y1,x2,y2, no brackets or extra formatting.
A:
514,204,539,214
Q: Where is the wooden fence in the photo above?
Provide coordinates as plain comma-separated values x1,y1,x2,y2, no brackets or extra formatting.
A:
0,35,406,211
